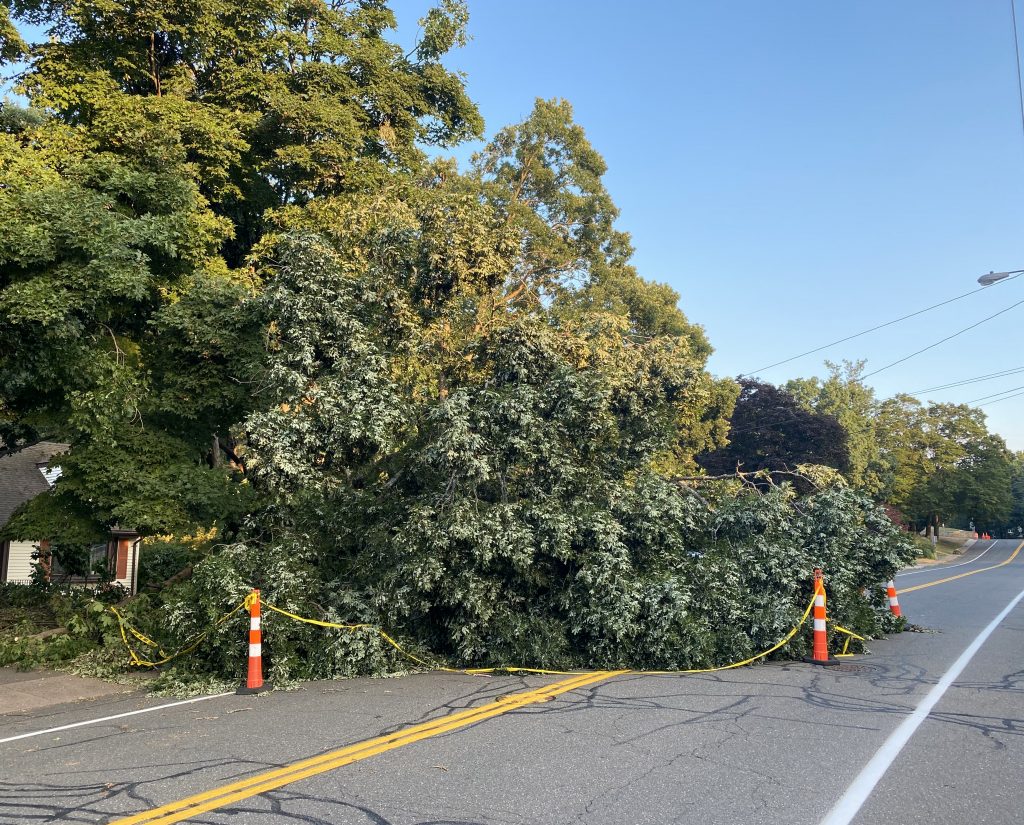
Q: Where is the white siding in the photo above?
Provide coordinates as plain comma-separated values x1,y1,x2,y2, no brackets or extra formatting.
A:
4,540,41,583
3,538,139,592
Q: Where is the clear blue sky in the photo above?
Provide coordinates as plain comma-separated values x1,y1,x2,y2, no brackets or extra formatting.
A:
392,0,1024,450
7,2,1023,448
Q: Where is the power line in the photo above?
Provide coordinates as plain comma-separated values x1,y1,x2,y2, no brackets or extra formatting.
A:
739,273,1021,377
860,297,1024,380
1011,0,1024,149
965,383,1024,404
910,365,1024,395
978,387,1024,407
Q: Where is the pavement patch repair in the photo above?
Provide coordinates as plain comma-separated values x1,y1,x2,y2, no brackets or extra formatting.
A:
1,539,1022,825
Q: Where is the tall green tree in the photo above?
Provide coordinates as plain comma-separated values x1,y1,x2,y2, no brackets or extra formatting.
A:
12,0,482,263
468,98,736,468
950,434,1014,532
874,393,929,509
1002,453,1024,537
697,379,849,482
786,360,883,494
877,400,1010,536
0,0,482,563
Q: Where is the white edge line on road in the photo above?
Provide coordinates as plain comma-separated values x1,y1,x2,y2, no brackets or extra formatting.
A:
895,540,995,577
0,691,234,744
818,582,1024,825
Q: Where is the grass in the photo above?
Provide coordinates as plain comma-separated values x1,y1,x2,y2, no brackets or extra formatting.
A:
908,534,969,561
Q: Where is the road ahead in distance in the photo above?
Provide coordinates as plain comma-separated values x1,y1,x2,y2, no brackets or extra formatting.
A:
2,539,1022,825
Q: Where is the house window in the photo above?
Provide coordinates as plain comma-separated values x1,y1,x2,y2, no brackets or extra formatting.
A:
47,543,110,580
87,543,110,575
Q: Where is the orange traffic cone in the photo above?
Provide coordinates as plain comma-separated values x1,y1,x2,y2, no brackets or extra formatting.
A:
238,588,272,694
804,569,839,666
885,580,902,618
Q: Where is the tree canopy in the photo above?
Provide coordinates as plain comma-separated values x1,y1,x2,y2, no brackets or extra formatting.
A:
697,379,849,482
1,0,483,567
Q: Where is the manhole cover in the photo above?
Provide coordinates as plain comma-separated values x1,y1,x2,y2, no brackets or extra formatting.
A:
835,663,871,673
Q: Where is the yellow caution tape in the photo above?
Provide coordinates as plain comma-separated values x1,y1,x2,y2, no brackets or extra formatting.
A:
642,590,818,674
262,602,441,669
261,602,576,675
108,587,864,676
263,590,820,677
830,623,866,641
829,621,867,657
109,601,248,668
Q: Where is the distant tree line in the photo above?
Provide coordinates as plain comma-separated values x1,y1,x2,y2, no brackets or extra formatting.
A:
699,362,1022,538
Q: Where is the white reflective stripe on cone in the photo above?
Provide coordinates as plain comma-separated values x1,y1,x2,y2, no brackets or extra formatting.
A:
249,643,262,657
814,619,827,632
250,617,261,630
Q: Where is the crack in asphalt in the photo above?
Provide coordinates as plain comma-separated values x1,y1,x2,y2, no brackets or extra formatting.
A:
2,645,1023,824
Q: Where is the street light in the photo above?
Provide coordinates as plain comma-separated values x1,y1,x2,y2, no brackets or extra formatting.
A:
978,269,1024,285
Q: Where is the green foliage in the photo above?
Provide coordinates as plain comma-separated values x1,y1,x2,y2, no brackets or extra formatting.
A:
136,531,216,590
699,379,850,482
0,3,25,62
876,398,1015,533
1002,453,1024,537
178,213,908,681
0,583,126,669
8,0,482,261
0,0,482,566
0,99,250,566
111,479,911,686
786,363,1017,538
786,360,882,494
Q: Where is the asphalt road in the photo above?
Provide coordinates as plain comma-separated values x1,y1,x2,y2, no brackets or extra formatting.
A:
1,538,1021,825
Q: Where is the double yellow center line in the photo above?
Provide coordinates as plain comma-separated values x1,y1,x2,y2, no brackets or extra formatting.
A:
110,669,624,825
897,540,1024,595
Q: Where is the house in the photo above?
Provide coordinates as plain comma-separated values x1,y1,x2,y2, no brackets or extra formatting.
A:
0,441,141,593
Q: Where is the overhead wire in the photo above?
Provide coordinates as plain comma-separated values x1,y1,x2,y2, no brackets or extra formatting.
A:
739,273,1021,377
965,383,1024,404
910,365,1024,395
978,387,1024,407
1012,0,1024,149
859,297,1024,380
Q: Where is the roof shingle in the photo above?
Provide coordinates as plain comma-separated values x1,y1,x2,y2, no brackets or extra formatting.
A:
0,442,69,529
